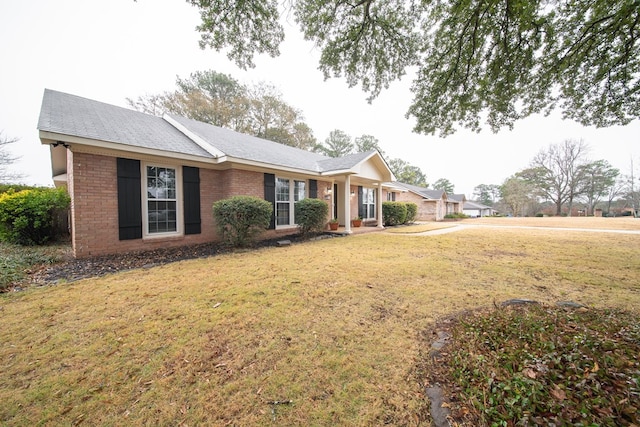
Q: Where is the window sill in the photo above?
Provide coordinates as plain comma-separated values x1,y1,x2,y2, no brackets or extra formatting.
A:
142,233,184,243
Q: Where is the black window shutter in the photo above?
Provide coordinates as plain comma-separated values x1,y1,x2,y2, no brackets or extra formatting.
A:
309,179,318,198
392,192,396,201
358,186,364,218
117,158,142,240
183,166,201,235
264,173,276,229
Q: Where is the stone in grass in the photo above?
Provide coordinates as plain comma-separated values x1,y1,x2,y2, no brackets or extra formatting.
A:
501,298,540,307
425,385,451,427
556,301,587,309
277,240,292,247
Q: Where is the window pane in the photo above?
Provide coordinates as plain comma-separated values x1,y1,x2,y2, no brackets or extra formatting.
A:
276,178,290,202
276,202,289,226
294,180,306,202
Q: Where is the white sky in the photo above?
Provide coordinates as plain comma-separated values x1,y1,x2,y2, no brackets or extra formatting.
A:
1,0,638,198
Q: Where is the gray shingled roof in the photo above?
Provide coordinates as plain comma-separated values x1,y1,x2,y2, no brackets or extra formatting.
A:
317,150,378,172
39,89,392,176
463,200,490,209
166,114,330,172
448,194,466,202
38,89,213,158
394,182,445,200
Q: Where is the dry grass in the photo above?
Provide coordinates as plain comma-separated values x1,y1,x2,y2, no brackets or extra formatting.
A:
384,222,456,234
463,216,640,230
1,222,639,425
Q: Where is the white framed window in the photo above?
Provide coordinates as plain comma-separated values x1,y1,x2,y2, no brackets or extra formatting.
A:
275,177,306,227
143,164,181,236
363,187,376,219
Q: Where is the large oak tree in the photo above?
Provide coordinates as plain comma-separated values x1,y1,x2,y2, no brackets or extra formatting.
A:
187,0,640,136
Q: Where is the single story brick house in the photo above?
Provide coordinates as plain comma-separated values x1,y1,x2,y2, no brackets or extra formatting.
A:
389,182,464,221
38,90,395,258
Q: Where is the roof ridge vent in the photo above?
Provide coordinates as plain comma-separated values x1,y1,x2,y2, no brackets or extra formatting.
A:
162,114,225,159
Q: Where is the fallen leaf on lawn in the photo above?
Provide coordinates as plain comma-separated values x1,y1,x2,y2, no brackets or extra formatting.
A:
523,368,537,379
550,385,566,401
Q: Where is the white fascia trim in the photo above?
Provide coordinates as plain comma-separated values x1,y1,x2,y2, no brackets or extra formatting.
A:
319,169,356,176
382,182,408,191
162,114,226,159
39,131,212,164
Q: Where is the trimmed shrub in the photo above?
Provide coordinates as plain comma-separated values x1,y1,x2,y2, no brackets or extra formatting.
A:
382,202,408,226
0,187,70,245
294,198,329,237
213,196,273,247
404,202,418,224
444,212,468,219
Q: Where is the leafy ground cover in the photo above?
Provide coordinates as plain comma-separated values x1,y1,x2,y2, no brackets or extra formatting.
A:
1,219,639,425
423,304,639,426
0,242,69,291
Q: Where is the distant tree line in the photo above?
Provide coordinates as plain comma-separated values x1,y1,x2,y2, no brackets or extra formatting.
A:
474,139,637,217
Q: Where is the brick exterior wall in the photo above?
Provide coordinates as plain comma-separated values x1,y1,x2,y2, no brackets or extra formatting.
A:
67,152,334,258
395,191,442,221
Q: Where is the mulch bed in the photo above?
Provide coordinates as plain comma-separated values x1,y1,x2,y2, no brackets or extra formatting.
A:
28,234,314,287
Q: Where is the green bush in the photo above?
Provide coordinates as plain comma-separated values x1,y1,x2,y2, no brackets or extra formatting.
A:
0,187,70,245
213,196,273,247
382,202,408,226
0,184,36,195
294,198,329,237
444,212,468,219
404,203,418,223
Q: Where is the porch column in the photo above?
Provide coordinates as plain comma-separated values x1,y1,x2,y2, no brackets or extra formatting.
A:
343,175,352,234
377,184,384,228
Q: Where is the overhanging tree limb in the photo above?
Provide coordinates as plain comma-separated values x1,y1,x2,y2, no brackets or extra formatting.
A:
187,0,640,135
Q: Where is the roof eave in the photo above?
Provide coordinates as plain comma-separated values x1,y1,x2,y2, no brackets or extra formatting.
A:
39,130,216,164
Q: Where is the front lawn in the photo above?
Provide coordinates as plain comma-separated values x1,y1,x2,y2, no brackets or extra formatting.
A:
1,225,639,425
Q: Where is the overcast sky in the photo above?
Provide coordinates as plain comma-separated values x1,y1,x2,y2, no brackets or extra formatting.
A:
1,0,638,197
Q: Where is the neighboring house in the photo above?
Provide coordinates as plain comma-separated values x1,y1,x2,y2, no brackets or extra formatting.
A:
38,90,394,258
447,194,467,215
463,200,495,217
389,182,449,221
